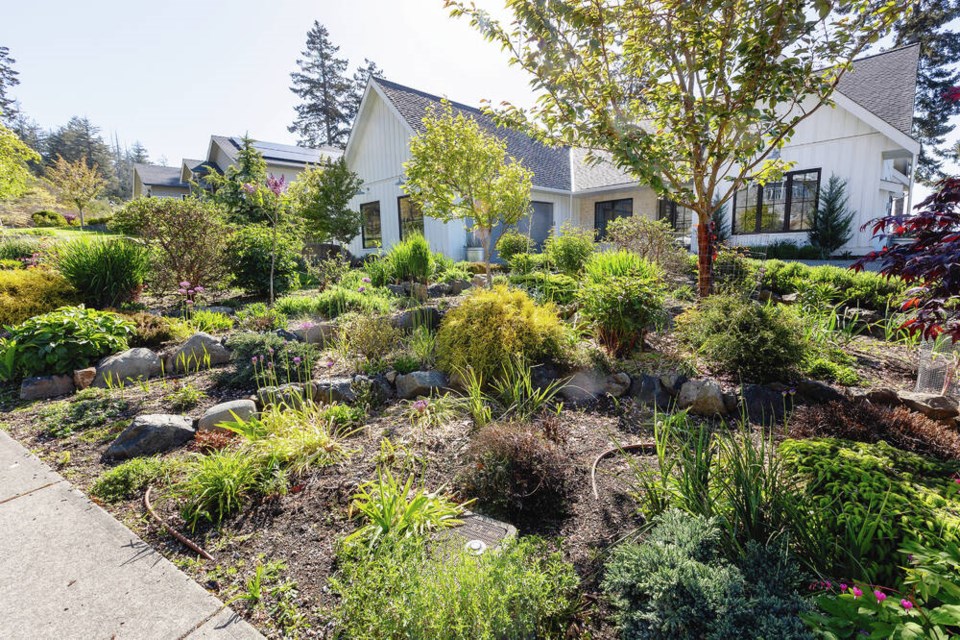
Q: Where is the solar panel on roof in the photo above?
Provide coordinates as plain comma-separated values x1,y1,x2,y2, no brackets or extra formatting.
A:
228,136,327,164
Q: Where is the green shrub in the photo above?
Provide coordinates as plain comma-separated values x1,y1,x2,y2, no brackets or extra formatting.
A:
758,259,905,311
578,251,665,356
750,240,822,260
0,268,78,326
436,286,566,383
382,233,434,284
125,312,190,349
780,438,960,585
508,272,577,304
189,310,233,333
0,237,41,261
496,230,532,263
713,245,758,294
603,510,812,640
0,259,22,270
178,449,262,529
507,251,549,275
226,224,304,297
275,285,392,319
31,210,66,227
676,295,806,383
544,222,594,275
236,302,287,331
331,535,581,640
39,388,130,437
55,238,150,308
3,307,133,378
802,355,859,385
337,313,402,365
605,216,690,279
92,456,178,503
223,332,318,389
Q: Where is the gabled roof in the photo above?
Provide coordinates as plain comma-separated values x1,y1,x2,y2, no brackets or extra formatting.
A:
209,135,342,168
836,43,919,137
571,148,636,192
134,164,186,188
373,78,571,191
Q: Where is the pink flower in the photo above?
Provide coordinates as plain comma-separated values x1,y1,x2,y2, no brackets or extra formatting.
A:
901,599,913,610
251,357,257,364
186,299,195,305
358,286,366,292
266,174,287,196
180,281,191,288
242,183,257,194
293,357,301,365
413,399,428,413
178,288,188,295
839,583,848,592
874,590,886,602
194,286,205,293
852,587,863,598
362,277,371,283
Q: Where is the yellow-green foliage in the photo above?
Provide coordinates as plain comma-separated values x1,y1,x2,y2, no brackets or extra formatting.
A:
0,268,78,326
436,286,566,382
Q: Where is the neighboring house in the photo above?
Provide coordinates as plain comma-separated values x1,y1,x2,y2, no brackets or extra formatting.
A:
344,44,920,259
133,136,343,198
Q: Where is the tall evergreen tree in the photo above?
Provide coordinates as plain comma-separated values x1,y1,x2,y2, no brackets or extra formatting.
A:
0,46,19,126
43,116,116,191
128,141,149,164
891,1,960,183
808,174,855,258
288,22,354,148
347,58,383,126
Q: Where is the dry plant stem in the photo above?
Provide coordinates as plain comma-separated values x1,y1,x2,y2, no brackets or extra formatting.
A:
144,485,215,561
591,441,656,500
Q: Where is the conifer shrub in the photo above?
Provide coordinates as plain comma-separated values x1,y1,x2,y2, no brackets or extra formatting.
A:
0,268,78,326
495,229,533,263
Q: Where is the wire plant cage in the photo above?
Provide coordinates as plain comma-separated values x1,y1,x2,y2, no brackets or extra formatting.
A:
915,336,960,397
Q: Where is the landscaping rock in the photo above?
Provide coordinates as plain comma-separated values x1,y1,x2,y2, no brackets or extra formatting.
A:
858,387,901,406
105,415,194,460
629,374,672,410
198,399,257,432
427,283,451,298
395,370,447,399
294,321,337,345
385,370,398,385
604,372,632,398
560,369,606,403
897,391,960,421
795,379,844,404
740,384,793,425
386,284,406,296
19,375,75,401
353,374,392,404
677,380,727,416
781,293,799,304
530,363,563,392
447,279,472,295
394,306,442,332
94,348,161,387
659,373,688,396
73,367,96,391
274,328,302,342
257,384,307,408
166,333,231,372
471,274,487,288
309,378,356,404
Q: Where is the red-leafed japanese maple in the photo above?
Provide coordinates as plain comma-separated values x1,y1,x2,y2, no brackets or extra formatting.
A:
854,178,960,339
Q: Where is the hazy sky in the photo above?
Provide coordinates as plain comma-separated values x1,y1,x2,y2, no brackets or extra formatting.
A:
1,0,531,165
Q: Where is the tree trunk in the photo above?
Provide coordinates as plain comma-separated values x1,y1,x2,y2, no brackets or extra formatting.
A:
481,227,493,289
78,204,85,230
696,219,713,297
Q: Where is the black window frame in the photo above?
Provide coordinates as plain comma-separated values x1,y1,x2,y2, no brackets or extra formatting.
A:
732,168,821,235
397,195,424,241
360,200,382,249
657,198,694,235
594,198,633,240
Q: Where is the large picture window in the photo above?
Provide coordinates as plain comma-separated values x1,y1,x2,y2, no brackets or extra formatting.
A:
360,201,381,249
657,199,694,236
594,198,632,240
398,196,424,240
732,169,821,234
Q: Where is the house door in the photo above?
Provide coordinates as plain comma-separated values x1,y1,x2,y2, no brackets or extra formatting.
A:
519,201,554,251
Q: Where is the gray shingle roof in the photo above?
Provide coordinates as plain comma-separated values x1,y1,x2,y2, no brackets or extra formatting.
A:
373,78,571,191
836,43,919,137
571,148,637,191
134,164,186,188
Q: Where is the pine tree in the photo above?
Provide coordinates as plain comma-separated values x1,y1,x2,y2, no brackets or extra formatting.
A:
288,22,354,149
128,141,149,164
891,1,960,183
0,46,19,126
43,117,116,192
347,59,383,126
808,174,855,259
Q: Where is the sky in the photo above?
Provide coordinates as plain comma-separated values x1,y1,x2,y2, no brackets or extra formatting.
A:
1,0,533,165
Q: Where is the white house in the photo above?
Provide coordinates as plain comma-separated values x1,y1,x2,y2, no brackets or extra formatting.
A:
344,44,920,259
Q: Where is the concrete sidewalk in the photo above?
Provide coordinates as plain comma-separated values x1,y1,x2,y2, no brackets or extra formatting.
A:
0,430,263,640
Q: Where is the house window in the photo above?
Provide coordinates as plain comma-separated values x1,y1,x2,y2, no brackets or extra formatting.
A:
732,169,821,234
398,196,424,240
360,201,381,249
657,199,694,236
594,198,632,240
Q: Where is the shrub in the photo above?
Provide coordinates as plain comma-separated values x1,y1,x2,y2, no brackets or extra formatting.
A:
579,251,665,356
55,238,150,308
111,197,233,292
0,237,41,261
458,421,569,523
713,244,758,294
31,210,66,227
39,388,130,437
496,229,532,263
178,449,262,529
0,259,21,270
236,302,287,331
507,251,549,275
435,286,566,382
759,259,905,311
125,312,190,349
0,268,78,326
2,307,133,378
382,233,434,284
222,332,318,389
189,310,233,334
605,216,689,279
331,535,581,640
275,285,392,319
603,510,812,640
508,272,577,304
91,456,178,503
789,400,960,462
676,295,806,383
226,223,304,297
780,438,960,584
544,222,594,275
337,313,402,365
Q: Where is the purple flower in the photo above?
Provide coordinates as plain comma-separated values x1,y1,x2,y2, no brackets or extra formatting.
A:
839,583,848,592
242,183,257,195
901,599,913,609
193,286,205,293
266,174,287,196
259,355,265,363
362,277,371,283
178,288,188,295
186,299,195,305
268,348,274,355
293,357,302,365
325,359,334,368
852,587,863,598
358,286,366,293
251,357,258,364
187,289,195,295
874,590,886,602
180,281,191,288
413,399,428,413
267,362,273,368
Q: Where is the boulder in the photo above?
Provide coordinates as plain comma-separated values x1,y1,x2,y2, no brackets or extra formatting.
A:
677,380,727,416
73,367,97,391
294,321,337,345
858,387,901,406
20,375,75,401
471,274,487,288
629,374,673,410
105,415,194,460
94,348,161,387
560,369,606,403
166,333,231,372
897,391,960,421
659,373,689,397
427,283,451,298
386,284,406,297
394,306,442,332
447,279,472,295
604,372,632,398
385,370,398,385
256,383,307,408
353,374,392,404
274,328,302,342
198,399,257,432
740,384,793,425
781,293,799,304
795,379,844,405
309,378,356,405
395,370,447,400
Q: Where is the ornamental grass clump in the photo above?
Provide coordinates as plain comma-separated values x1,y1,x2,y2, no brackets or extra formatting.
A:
54,238,150,309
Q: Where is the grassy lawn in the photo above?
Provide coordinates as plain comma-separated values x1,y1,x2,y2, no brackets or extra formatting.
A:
2,227,119,242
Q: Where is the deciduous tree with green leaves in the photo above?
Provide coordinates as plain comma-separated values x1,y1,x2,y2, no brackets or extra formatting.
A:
46,154,106,228
0,124,39,201
448,0,908,296
202,137,269,224
287,157,364,246
403,101,533,287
